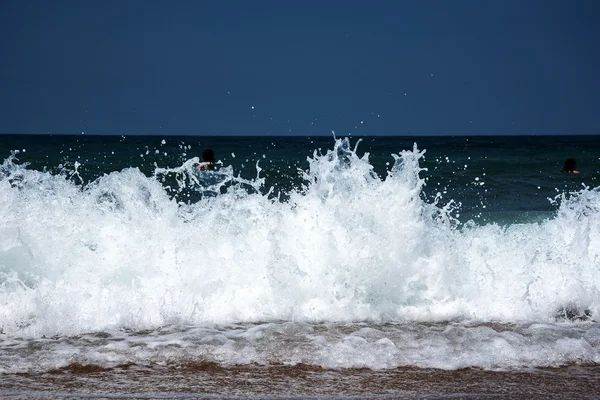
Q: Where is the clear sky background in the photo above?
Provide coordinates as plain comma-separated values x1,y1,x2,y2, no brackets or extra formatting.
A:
1,0,598,135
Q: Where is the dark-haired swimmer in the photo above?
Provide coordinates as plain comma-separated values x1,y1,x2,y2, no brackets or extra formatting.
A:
562,158,579,174
197,148,216,170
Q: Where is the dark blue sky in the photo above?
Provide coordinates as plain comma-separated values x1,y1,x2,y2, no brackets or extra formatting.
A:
1,1,598,135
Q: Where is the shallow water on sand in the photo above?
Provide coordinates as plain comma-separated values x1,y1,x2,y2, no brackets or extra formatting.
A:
1,364,599,399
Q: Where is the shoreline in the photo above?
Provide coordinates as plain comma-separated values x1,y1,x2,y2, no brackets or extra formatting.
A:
2,364,599,399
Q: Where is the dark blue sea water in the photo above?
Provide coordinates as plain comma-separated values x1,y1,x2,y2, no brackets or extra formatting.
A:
1,134,599,398
2,134,599,222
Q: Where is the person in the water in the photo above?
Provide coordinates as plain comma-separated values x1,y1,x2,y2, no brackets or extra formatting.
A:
562,158,579,174
197,148,216,170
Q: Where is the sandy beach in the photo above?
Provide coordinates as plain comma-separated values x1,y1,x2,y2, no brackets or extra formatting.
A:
1,363,599,399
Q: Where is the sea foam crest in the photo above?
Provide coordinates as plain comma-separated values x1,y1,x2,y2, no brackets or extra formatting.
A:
0,139,599,338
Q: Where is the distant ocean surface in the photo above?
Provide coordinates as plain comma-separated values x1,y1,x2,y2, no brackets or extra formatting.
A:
1,134,599,398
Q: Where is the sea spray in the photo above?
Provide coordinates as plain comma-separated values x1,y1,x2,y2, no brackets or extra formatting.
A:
0,138,598,338
1,137,600,372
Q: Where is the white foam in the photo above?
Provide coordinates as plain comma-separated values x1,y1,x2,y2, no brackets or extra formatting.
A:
0,139,599,341
0,322,598,373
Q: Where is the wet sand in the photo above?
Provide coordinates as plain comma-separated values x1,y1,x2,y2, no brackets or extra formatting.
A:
1,363,599,399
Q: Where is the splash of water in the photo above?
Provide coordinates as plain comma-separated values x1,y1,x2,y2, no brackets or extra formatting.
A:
0,138,598,339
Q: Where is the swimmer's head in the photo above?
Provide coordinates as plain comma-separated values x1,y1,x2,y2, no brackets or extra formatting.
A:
562,158,578,173
203,149,215,163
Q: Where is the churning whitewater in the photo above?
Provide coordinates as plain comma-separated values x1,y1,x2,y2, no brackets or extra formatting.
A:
0,138,599,372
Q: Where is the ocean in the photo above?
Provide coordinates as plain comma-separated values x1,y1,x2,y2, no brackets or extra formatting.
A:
0,134,599,399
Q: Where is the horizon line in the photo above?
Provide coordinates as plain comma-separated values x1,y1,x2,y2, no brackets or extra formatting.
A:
1,132,599,137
